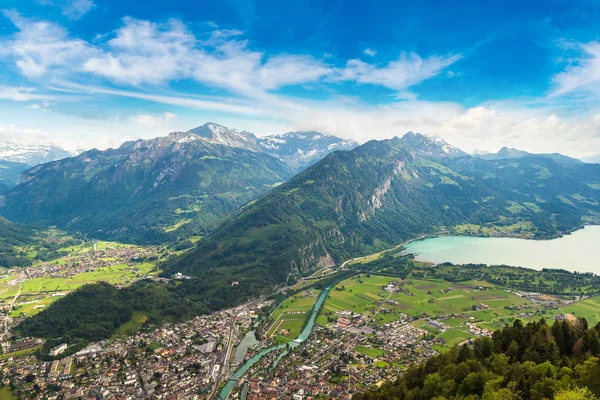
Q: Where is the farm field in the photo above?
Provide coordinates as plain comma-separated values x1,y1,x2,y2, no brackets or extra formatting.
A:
558,296,600,325
267,290,321,344
0,242,158,319
19,262,155,296
317,273,562,352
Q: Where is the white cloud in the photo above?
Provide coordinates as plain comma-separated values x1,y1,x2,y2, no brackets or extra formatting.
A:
0,86,57,102
3,12,597,157
258,55,331,90
1,13,459,97
134,112,177,135
27,101,55,111
135,111,176,126
332,53,462,92
0,123,50,144
363,48,376,56
35,0,95,20
551,42,600,96
276,98,600,157
54,81,264,115
1,10,96,78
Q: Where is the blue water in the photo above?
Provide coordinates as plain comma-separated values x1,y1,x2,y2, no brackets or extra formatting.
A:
403,225,600,273
219,285,331,398
233,330,259,364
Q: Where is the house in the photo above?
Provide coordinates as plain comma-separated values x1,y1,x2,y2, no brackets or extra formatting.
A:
293,388,305,400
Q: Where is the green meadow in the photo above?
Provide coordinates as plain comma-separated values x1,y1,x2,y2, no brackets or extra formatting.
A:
317,273,570,352
558,296,600,325
267,290,320,343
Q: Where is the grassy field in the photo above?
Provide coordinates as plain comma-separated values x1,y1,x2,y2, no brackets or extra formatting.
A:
0,346,41,360
318,273,556,352
559,296,600,326
0,386,16,400
115,311,148,336
355,345,384,358
267,290,320,343
0,261,156,318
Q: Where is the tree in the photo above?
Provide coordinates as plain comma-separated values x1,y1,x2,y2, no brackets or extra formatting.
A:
577,358,600,397
554,388,598,400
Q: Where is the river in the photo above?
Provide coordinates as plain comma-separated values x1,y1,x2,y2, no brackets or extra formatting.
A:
232,330,259,364
219,285,331,399
403,225,600,273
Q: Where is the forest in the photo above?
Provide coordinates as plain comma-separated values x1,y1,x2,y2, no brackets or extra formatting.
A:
354,318,600,400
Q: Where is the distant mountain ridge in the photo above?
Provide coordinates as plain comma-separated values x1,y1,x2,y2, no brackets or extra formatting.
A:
0,143,77,165
0,123,355,243
0,143,79,193
257,131,359,172
475,146,582,166
581,154,600,164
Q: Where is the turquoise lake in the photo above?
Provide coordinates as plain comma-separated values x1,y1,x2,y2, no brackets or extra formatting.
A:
403,225,600,273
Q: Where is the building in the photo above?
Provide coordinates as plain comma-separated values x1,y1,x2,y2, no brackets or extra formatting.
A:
50,343,68,357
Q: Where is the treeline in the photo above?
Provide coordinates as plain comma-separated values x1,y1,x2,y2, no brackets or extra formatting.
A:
0,218,32,267
14,281,211,343
355,318,600,400
14,271,282,343
431,263,600,296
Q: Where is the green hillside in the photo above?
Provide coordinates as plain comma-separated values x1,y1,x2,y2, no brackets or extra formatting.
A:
164,134,600,295
0,124,292,244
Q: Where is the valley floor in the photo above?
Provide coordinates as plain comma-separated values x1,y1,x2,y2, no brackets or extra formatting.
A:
1,235,600,399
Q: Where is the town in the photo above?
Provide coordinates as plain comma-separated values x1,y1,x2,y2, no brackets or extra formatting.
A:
0,264,597,400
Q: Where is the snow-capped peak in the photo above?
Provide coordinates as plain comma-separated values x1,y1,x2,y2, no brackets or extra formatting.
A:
187,122,260,151
0,143,78,165
398,132,465,158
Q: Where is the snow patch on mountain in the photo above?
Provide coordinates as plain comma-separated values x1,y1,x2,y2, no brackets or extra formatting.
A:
0,143,78,166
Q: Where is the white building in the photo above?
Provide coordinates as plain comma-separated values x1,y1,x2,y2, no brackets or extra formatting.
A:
50,343,68,357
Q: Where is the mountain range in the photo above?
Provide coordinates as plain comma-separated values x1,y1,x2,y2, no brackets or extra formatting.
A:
0,143,78,193
162,132,600,296
581,154,600,164
8,126,600,343
0,123,356,243
475,147,583,166
257,131,358,172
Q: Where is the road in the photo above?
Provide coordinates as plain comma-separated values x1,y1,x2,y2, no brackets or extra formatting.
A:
3,284,22,338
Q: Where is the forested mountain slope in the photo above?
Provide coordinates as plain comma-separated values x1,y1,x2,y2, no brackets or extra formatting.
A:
164,133,600,292
0,123,293,243
0,216,32,267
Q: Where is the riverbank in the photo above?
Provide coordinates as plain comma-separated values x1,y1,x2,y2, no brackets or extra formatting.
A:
219,285,333,399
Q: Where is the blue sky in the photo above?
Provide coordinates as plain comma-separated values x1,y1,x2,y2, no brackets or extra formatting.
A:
0,0,600,156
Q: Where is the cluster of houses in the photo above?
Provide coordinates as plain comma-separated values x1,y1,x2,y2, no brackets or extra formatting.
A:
0,300,271,399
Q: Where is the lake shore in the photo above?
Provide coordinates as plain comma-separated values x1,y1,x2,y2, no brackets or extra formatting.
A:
402,224,600,274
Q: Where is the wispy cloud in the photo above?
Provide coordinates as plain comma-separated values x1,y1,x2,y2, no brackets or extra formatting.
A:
1,9,96,78
551,41,600,96
27,101,55,111
8,11,593,156
1,13,460,97
0,86,58,102
35,0,96,20
363,48,376,56
332,53,462,92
